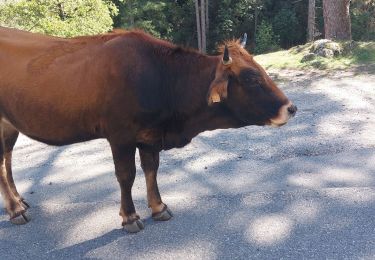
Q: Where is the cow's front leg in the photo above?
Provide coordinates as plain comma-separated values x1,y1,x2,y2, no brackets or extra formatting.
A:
110,144,144,233
139,149,173,221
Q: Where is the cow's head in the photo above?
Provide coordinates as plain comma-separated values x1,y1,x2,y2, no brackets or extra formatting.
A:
208,34,296,127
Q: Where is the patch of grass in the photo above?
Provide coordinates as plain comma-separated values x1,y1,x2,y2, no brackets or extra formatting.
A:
254,41,375,71
352,42,375,63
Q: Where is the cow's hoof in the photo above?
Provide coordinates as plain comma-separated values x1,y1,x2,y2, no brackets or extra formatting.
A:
10,212,30,225
124,219,144,233
21,200,30,209
152,205,173,221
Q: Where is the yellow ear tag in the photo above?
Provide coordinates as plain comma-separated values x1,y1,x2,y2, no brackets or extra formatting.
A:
211,92,221,103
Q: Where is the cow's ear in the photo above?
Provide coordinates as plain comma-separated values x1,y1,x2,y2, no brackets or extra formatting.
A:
207,45,232,105
207,77,228,105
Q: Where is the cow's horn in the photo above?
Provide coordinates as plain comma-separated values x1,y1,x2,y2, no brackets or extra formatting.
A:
241,33,247,48
222,45,232,65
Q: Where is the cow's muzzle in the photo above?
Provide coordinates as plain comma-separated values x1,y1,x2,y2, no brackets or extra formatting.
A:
269,102,297,127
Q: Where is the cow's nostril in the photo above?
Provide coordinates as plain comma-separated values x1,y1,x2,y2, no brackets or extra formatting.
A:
287,105,297,115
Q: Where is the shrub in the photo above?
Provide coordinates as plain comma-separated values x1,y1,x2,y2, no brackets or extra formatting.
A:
0,0,117,37
272,8,300,48
255,20,280,54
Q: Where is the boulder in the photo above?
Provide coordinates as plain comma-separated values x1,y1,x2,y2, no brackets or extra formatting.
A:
316,48,334,58
310,39,342,57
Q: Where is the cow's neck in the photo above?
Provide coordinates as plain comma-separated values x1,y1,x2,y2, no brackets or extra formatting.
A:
161,52,218,116
159,51,244,149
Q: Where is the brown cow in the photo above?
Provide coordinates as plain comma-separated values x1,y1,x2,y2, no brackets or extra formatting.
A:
0,27,296,232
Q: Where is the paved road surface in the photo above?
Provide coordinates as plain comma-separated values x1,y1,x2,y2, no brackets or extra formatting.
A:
1,69,374,259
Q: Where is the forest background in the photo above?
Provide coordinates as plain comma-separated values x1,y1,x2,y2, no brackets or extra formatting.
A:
0,0,374,55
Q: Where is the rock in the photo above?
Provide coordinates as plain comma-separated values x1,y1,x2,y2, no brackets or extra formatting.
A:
311,39,331,50
317,48,334,58
301,53,317,62
310,39,342,58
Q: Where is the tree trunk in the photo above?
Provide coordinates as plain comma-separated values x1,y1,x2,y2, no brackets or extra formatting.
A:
57,3,65,20
253,5,259,50
200,0,206,53
195,0,202,51
205,0,209,44
307,0,315,42
195,0,208,53
127,0,134,26
322,0,351,40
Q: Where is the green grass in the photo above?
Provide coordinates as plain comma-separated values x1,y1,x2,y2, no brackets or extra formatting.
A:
254,41,375,71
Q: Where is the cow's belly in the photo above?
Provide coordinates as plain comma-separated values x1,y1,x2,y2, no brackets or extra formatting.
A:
0,90,101,146
24,130,99,146
2,113,100,146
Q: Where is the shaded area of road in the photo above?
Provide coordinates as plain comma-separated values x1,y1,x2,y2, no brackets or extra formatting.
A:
0,69,374,259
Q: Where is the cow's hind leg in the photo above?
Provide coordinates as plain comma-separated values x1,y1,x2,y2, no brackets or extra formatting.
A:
0,120,29,224
110,143,144,233
139,149,172,221
3,122,26,206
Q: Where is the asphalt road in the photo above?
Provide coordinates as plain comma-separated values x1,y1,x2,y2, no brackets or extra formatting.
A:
1,69,374,259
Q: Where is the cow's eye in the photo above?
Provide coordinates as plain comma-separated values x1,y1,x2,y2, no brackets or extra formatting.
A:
239,69,261,86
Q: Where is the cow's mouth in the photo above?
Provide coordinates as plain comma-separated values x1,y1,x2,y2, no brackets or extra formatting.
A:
268,121,287,127
268,102,297,127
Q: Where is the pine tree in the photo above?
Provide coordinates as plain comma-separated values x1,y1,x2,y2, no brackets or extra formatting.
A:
307,0,316,42
195,0,208,53
322,0,352,40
